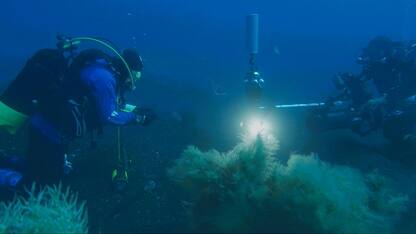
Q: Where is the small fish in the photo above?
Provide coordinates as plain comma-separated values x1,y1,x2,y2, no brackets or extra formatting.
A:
127,12,133,16
144,180,156,193
210,79,227,96
273,45,281,55
171,112,183,122
180,200,194,208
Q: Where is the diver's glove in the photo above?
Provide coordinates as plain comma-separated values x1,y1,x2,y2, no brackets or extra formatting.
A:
134,108,156,126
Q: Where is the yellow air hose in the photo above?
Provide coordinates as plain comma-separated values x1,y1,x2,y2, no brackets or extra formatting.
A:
69,37,136,90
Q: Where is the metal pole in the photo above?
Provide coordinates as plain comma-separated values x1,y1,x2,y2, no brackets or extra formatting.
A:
247,14,259,55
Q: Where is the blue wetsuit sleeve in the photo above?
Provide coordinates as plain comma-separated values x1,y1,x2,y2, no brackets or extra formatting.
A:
80,65,136,125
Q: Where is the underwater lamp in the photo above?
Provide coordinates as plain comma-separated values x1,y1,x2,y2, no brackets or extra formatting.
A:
240,117,271,137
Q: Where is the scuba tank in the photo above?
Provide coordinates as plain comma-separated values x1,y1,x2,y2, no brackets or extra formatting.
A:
0,49,68,134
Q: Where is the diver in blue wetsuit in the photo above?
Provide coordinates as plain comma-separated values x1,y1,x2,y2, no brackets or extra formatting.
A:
0,45,155,195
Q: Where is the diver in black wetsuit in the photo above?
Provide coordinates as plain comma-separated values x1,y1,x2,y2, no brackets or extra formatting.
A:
358,37,416,143
307,37,416,144
358,37,415,103
0,38,156,196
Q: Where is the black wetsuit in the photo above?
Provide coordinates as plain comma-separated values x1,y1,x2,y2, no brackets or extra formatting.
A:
0,52,136,197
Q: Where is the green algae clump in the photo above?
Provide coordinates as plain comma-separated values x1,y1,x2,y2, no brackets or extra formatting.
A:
0,184,88,234
169,134,408,233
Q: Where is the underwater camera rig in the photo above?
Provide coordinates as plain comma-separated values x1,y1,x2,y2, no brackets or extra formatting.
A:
245,14,264,102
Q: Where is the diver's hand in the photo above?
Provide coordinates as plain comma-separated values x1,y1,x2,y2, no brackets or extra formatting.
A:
134,108,156,126
360,96,387,129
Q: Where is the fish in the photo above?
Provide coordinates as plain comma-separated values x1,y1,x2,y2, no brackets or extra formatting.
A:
273,45,281,55
210,79,227,96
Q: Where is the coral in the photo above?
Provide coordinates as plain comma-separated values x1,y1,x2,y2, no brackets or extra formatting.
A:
0,184,88,234
169,134,409,233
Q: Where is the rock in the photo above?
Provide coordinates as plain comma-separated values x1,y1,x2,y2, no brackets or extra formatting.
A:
144,180,156,193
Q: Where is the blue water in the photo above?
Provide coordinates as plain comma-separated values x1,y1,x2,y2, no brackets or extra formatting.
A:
1,1,416,233
1,0,413,101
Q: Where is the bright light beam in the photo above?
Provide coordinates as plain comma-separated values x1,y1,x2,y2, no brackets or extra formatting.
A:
241,118,271,138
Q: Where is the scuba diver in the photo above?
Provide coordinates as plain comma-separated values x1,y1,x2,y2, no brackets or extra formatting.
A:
0,36,155,195
357,36,416,143
307,36,416,144
358,36,415,103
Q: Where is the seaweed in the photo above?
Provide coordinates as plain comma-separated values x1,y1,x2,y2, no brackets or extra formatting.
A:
169,134,409,233
0,183,88,234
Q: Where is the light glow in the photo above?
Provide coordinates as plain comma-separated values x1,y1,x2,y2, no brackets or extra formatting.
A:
241,117,271,137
